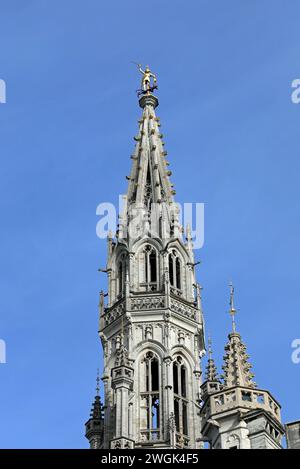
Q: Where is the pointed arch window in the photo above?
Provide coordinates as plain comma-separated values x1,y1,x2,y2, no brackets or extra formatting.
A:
169,250,182,296
139,245,158,292
173,356,189,440
140,352,160,442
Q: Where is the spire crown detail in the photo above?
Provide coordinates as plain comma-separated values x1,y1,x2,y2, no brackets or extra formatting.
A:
221,329,256,389
139,94,159,109
228,281,238,333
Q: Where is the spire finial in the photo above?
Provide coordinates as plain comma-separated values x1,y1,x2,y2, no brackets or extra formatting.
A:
229,281,237,333
96,368,100,396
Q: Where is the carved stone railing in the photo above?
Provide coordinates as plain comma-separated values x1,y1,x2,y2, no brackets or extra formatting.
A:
130,296,165,311
170,297,197,321
202,386,281,423
102,299,125,327
103,294,199,323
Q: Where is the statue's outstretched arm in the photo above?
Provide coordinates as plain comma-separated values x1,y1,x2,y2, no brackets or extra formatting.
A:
139,66,145,75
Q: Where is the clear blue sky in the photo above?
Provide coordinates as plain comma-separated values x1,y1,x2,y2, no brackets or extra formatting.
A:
0,0,299,448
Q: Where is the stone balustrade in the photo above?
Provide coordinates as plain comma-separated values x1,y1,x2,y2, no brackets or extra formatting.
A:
201,386,281,423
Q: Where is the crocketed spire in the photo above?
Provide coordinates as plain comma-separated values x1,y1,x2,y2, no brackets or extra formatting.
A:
117,92,182,244
89,395,103,419
126,93,175,207
221,283,256,388
89,369,104,419
221,331,256,389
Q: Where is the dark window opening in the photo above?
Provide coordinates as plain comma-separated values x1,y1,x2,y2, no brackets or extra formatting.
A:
144,251,149,283
173,357,189,438
150,250,157,282
151,358,159,391
140,245,158,291
182,402,188,436
181,366,186,398
174,399,180,431
146,361,149,392
176,257,181,290
169,251,182,293
173,362,178,394
141,352,160,434
169,254,174,286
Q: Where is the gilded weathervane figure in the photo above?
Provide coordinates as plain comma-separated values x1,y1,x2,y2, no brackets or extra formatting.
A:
133,62,158,97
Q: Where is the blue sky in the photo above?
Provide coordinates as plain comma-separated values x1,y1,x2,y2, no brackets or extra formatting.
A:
0,0,299,448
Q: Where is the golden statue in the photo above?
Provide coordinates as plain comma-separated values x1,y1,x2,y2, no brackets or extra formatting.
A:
137,64,157,93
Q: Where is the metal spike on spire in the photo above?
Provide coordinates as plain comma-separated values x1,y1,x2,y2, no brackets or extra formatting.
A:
221,287,257,389
229,281,237,333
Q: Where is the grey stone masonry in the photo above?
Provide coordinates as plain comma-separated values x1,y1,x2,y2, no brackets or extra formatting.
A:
92,92,205,449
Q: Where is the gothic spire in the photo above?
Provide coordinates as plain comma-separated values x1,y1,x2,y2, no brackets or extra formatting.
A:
126,93,175,208
119,67,182,244
89,370,103,419
221,284,256,389
85,370,104,449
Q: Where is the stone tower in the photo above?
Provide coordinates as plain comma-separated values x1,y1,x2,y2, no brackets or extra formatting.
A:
88,76,205,449
200,286,285,449
85,372,104,449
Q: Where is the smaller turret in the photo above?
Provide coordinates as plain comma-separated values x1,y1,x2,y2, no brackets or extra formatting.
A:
200,283,285,449
201,336,222,401
85,371,104,449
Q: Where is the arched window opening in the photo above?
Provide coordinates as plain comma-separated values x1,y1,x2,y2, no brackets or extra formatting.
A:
176,257,181,290
182,403,188,436
140,352,160,442
169,254,174,286
173,361,179,395
181,366,186,398
139,245,158,292
173,356,189,441
174,399,180,431
169,250,182,296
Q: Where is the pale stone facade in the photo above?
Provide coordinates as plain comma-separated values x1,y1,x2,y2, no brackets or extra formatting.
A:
86,92,205,449
85,84,295,449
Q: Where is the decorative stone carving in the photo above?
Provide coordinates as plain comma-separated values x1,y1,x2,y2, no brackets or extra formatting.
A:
170,298,197,321
144,324,153,340
110,437,135,449
104,300,125,326
130,296,165,311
